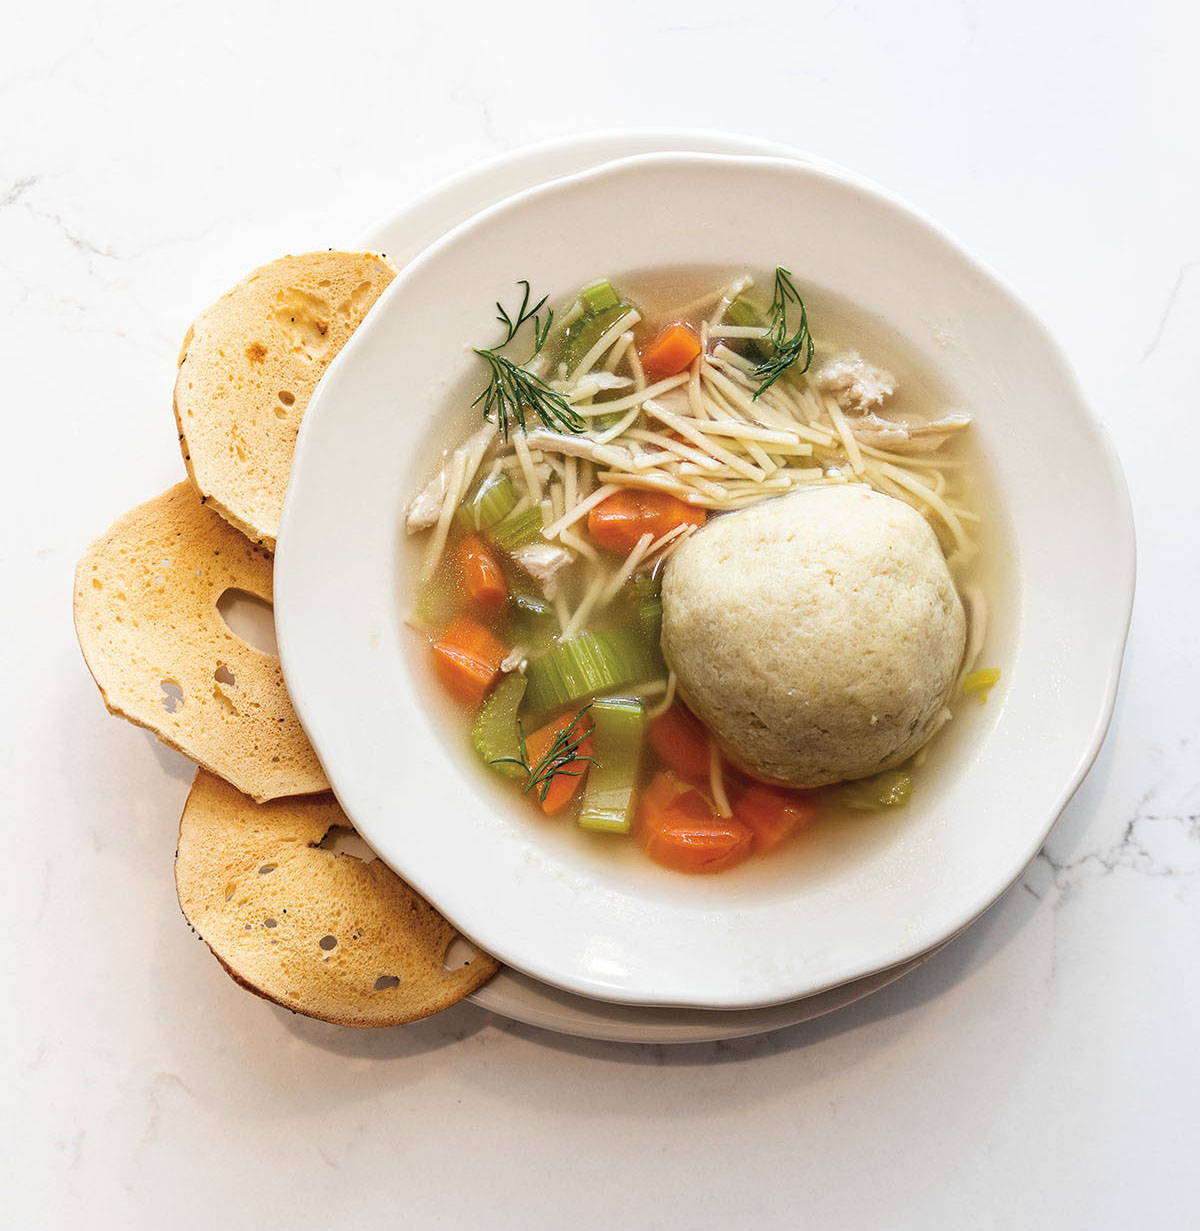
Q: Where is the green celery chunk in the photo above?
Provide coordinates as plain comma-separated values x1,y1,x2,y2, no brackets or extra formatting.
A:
962,667,1001,703
578,697,645,833
838,770,912,811
524,630,655,718
725,297,764,327
458,472,516,532
413,581,456,630
559,280,636,403
615,575,663,648
631,573,658,597
580,280,620,314
472,675,528,780
510,593,559,656
639,596,663,645
561,301,636,370
490,505,544,551
724,297,771,362
588,410,626,433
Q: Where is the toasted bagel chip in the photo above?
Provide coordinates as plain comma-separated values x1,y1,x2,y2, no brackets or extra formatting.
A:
174,250,395,549
73,482,327,801
176,771,498,1026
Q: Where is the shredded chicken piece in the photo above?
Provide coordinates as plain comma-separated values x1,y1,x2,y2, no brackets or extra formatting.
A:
847,411,972,453
522,428,634,470
560,371,632,398
816,352,896,413
409,422,497,557
650,386,692,416
511,542,574,598
405,468,446,533
500,645,528,674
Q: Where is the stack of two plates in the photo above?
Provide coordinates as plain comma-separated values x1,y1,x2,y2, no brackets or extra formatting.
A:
273,131,1134,1043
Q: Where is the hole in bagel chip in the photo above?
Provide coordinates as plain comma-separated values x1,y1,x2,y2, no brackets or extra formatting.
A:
216,589,278,656
315,827,378,863
443,935,482,972
73,483,327,801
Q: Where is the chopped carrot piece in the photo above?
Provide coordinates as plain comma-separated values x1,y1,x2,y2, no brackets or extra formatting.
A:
647,704,712,784
522,711,595,815
587,489,706,555
459,533,508,610
640,323,702,382
734,783,818,853
637,772,754,874
432,616,508,707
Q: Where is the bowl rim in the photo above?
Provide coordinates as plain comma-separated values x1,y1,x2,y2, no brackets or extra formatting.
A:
276,149,1136,1008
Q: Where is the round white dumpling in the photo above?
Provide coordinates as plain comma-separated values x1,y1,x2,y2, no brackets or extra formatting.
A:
660,485,966,787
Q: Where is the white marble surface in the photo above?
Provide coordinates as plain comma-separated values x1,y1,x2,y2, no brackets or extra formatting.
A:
3,0,1196,1226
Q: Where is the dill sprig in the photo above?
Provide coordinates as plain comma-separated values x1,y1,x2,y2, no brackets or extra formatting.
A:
472,281,585,441
490,703,595,803
751,267,815,400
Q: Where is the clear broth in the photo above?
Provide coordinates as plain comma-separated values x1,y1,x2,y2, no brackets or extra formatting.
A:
399,266,1014,890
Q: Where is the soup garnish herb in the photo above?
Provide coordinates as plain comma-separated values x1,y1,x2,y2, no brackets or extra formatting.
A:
489,704,596,811
472,280,584,440
750,267,815,399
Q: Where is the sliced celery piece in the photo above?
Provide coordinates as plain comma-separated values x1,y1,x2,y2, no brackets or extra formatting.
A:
588,410,626,433
561,301,635,370
838,770,912,811
472,674,528,780
578,697,645,833
413,581,456,629
490,505,544,551
616,573,655,614
725,297,765,328
566,284,630,415
458,472,516,532
962,667,1001,703
724,297,771,362
580,280,620,314
510,593,558,656
524,630,654,718
615,575,664,649
639,596,663,645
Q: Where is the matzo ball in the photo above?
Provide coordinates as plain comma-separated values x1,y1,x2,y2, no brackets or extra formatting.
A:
660,485,966,787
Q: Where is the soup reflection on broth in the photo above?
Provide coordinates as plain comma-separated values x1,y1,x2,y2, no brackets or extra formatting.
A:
403,268,997,875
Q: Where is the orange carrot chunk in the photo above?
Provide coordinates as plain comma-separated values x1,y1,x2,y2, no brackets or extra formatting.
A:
459,533,508,610
647,704,712,785
432,616,508,707
637,772,754,874
587,489,706,556
640,323,703,382
734,783,818,853
522,711,595,815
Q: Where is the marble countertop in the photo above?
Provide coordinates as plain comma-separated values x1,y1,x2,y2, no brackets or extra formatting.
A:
4,0,1196,1226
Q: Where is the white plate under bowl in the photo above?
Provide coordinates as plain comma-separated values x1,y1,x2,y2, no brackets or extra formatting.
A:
278,146,1134,1012
467,947,939,1045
